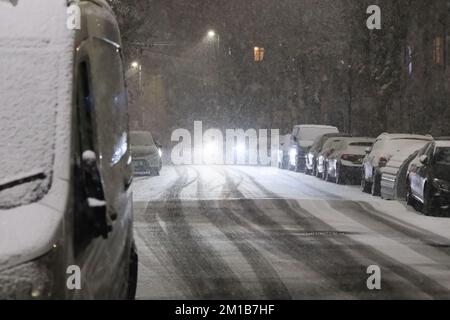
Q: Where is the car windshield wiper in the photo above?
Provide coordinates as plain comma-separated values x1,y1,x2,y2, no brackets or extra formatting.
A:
0,172,47,192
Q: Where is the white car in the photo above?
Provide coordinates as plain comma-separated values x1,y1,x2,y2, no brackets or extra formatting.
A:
361,133,433,196
289,125,339,172
0,0,137,299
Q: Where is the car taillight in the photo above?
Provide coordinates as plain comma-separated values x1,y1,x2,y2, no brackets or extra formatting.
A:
379,157,388,167
324,149,334,158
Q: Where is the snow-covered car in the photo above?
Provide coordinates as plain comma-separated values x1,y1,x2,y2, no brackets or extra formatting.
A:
406,138,450,216
324,137,375,184
0,0,137,299
361,133,433,197
306,133,349,176
316,137,347,179
130,131,163,176
289,125,339,172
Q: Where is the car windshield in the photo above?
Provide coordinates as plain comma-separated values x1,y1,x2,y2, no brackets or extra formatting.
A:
323,139,343,150
434,147,450,164
349,142,373,147
0,47,56,209
130,132,155,147
388,138,429,153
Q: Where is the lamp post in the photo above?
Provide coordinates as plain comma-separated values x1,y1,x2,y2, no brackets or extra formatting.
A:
130,61,142,93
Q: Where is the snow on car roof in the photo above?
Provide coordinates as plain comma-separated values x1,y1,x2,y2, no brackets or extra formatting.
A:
377,133,433,141
341,137,375,143
435,140,450,148
0,0,74,208
294,124,338,129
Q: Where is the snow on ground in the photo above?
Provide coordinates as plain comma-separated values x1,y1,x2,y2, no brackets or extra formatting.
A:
133,165,450,299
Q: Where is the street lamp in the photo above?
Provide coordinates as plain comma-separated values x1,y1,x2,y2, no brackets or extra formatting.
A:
207,30,216,39
131,61,140,69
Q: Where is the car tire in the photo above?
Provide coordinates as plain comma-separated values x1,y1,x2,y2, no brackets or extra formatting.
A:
361,172,371,193
406,180,415,207
371,171,381,197
336,164,345,185
126,242,138,300
323,164,329,181
422,185,437,216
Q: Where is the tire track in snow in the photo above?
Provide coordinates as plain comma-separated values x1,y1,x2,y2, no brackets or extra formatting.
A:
193,167,292,300
142,166,248,299
229,167,450,298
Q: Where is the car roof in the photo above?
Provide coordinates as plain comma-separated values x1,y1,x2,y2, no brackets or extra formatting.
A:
376,133,433,141
435,140,450,148
341,137,375,143
293,125,338,129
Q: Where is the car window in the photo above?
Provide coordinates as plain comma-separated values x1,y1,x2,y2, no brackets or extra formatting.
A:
434,147,450,164
92,39,129,167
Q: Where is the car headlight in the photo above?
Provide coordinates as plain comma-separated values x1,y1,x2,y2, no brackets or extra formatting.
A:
0,252,54,300
433,178,450,192
289,148,297,165
158,148,162,158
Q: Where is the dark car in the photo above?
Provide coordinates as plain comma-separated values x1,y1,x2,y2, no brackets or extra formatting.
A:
406,139,450,216
306,133,351,176
130,131,163,176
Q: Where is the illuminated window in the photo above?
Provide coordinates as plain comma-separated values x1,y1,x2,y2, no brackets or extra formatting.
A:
254,46,265,62
433,36,445,65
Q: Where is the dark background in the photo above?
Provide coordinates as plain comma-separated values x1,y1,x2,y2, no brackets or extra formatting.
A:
109,0,450,145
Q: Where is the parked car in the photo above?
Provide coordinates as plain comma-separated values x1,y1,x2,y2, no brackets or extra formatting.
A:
324,137,375,184
0,0,137,299
316,137,347,179
306,133,350,176
361,133,433,196
278,133,292,169
406,138,450,216
289,125,339,172
130,131,163,176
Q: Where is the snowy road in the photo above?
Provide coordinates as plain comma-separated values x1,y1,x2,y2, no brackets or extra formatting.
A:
132,165,450,299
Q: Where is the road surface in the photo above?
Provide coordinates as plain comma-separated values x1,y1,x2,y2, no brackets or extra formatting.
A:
132,165,450,299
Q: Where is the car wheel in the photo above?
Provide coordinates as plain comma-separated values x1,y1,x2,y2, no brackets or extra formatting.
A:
361,172,371,193
323,164,329,181
336,164,345,185
126,242,138,300
422,185,437,216
371,171,381,197
406,179,415,206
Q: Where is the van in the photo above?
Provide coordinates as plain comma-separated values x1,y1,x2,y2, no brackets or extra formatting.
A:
289,125,339,172
0,0,137,299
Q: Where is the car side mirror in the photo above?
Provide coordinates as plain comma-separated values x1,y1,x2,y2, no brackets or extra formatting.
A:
365,147,372,154
81,150,113,239
419,155,428,165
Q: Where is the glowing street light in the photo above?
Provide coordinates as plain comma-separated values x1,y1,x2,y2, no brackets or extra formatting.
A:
131,61,140,69
207,30,216,39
